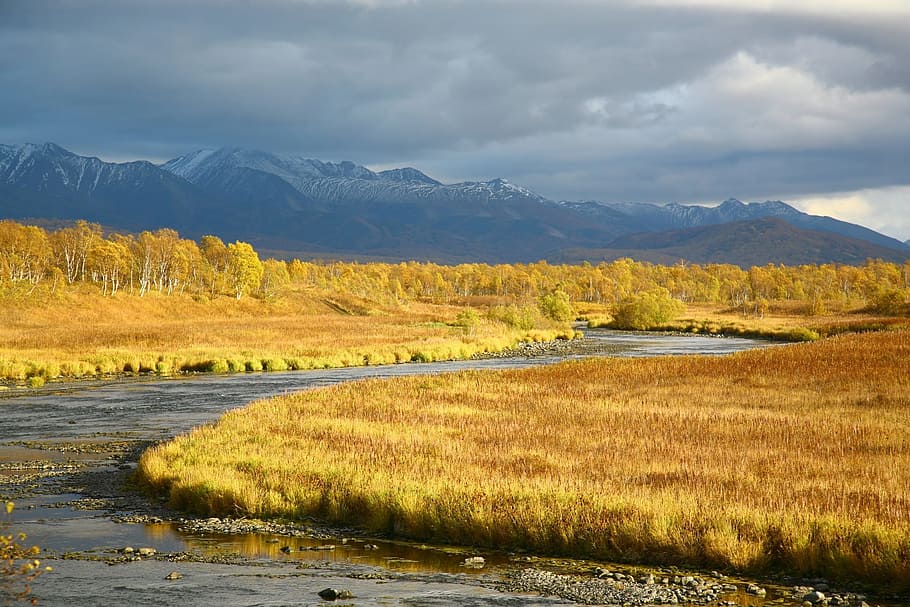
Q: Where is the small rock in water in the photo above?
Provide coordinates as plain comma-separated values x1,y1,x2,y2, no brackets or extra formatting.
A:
121,547,134,555
318,587,354,600
363,543,379,550
746,583,767,596
803,590,826,604
462,556,486,568
138,547,156,557
164,571,182,580
279,545,293,553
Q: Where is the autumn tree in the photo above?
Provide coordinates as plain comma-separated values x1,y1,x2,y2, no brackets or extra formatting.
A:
50,220,101,283
0,221,50,288
200,235,230,298
90,238,130,296
227,241,263,300
259,259,290,299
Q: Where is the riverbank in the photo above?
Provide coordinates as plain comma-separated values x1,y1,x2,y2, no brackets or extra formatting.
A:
5,437,889,607
137,329,910,592
0,289,579,388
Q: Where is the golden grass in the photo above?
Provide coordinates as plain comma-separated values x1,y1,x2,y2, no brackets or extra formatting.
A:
138,329,910,587
585,301,910,342
0,287,570,383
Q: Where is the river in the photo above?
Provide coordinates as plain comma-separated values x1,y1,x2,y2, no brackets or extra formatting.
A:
1,330,785,606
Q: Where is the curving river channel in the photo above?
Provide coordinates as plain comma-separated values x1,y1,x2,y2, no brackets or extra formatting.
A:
1,331,789,606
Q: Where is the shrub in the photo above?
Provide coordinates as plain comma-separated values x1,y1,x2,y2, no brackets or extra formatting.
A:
487,304,537,330
869,288,908,316
454,309,480,333
538,289,575,322
26,376,45,389
2,502,50,602
611,288,686,330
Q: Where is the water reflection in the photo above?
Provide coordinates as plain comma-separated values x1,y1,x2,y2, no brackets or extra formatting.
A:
170,528,500,574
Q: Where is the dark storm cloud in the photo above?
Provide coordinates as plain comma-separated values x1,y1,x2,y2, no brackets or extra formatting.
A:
1,0,908,236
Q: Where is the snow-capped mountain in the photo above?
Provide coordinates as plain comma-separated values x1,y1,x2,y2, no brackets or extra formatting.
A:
0,143,215,231
1,142,167,196
161,147,550,207
2,142,907,264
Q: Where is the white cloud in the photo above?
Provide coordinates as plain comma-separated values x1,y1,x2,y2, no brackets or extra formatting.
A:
639,0,910,17
658,51,910,150
791,186,910,242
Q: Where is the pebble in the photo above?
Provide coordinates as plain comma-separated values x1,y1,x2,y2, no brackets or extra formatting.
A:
500,568,731,606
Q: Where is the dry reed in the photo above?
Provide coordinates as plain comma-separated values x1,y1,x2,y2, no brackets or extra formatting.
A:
138,329,910,587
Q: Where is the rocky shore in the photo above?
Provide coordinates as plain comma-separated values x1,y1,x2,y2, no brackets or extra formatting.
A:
501,567,879,607
471,332,625,359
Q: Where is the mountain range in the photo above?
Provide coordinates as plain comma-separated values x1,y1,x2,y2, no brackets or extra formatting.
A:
1,142,907,266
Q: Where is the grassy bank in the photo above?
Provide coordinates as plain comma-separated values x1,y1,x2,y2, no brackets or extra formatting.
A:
585,301,910,342
0,288,573,386
138,329,910,588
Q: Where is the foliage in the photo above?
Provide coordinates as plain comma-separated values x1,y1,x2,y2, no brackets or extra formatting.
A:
226,242,263,300
0,219,908,316
486,304,538,330
869,288,908,315
610,288,685,329
453,309,480,334
2,502,50,605
138,330,910,589
538,288,575,322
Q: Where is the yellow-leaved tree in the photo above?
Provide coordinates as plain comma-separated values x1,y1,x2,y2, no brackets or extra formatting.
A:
227,241,263,300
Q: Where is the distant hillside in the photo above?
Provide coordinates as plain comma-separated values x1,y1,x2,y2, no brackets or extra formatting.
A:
2,142,908,265
554,217,910,266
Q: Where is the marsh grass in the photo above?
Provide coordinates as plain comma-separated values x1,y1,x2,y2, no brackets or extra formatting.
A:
138,329,910,588
588,302,910,342
0,289,570,384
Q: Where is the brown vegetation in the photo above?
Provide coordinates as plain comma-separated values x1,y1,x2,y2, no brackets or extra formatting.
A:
138,329,910,588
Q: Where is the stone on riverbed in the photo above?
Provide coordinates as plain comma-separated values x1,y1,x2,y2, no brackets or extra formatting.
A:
803,590,826,603
746,583,767,596
462,556,485,568
165,571,183,580
318,587,354,600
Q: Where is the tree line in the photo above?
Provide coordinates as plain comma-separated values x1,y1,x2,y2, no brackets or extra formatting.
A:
1,219,908,313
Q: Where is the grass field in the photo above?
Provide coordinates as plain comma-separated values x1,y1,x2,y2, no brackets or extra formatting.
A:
137,328,910,588
0,287,572,385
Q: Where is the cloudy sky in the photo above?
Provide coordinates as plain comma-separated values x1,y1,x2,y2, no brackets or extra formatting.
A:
2,0,908,241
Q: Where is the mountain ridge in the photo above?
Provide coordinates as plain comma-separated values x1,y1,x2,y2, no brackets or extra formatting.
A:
2,142,908,265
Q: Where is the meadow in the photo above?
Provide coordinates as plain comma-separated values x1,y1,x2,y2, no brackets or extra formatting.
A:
138,328,910,588
0,286,572,387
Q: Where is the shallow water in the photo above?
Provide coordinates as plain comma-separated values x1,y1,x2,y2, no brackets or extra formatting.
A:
1,330,776,606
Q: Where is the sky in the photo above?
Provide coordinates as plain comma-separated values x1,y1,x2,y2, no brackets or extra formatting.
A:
1,0,908,242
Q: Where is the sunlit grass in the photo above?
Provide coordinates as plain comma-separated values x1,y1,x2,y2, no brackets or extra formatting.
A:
138,329,910,587
584,301,910,342
0,287,571,383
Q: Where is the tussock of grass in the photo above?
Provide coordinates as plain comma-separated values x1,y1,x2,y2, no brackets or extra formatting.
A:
138,330,910,588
